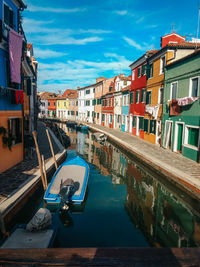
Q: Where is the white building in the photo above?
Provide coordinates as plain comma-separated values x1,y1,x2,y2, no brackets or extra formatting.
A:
113,76,131,129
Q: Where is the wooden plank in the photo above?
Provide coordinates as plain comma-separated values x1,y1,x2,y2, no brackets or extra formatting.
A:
0,248,200,266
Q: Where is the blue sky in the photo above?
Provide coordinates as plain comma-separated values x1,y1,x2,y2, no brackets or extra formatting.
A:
23,0,200,93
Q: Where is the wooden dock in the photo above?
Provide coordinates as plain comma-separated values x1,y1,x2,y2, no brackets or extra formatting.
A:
0,248,200,266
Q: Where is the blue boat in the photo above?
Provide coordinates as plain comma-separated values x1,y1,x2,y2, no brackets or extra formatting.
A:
44,156,89,206
76,124,89,131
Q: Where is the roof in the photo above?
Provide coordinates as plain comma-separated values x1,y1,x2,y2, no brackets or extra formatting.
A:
67,91,78,99
129,50,158,68
16,0,27,8
77,80,103,90
166,48,200,68
38,92,57,100
148,42,200,63
63,89,76,97
161,32,185,40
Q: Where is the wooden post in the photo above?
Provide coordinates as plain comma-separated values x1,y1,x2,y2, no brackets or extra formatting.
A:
46,128,58,170
41,155,48,189
32,131,47,191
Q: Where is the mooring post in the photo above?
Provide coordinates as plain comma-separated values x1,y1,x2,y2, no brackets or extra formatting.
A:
41,155,48,189
46,128,58,170
32,131,47,191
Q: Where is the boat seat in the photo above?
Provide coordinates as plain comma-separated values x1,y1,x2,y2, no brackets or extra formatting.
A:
49,165,86,195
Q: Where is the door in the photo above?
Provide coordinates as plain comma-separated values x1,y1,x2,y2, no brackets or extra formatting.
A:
163,121,172,149
176,123,183,152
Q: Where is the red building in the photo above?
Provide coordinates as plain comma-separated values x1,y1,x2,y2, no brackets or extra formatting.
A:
129,50,157,138
101,81,115,128
48,97,57,117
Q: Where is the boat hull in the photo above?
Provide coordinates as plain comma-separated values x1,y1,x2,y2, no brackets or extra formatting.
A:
44,156,89,205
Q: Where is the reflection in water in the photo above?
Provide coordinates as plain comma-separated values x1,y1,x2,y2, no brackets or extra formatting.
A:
72,130,200,248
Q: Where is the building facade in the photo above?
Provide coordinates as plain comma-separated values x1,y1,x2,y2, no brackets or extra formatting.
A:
162,50,200,162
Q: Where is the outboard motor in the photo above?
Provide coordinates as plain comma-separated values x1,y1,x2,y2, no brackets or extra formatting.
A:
59,179,75,210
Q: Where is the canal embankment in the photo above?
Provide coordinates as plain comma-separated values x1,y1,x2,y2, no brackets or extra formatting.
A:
0,121,66,232
87,123,200,201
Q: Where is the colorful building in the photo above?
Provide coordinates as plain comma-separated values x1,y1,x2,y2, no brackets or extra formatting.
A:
56,97,68,120
47,98,57,117
94,77,106,125
0,0,26,172
129,50,157,138
113,75,131,130
101,83,114,128
162,49,200,162
121,85,130,132
68,90,78,121
145,32,199,145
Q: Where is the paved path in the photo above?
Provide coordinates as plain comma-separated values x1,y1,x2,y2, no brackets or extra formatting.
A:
87,123,200,197
0,121,63,202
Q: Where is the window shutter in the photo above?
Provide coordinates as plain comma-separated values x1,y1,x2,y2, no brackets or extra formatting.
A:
144,119,149,132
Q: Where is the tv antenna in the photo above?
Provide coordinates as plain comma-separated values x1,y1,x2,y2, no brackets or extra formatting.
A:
171,22,175,32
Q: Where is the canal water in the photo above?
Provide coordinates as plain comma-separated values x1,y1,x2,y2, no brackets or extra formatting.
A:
13,125,200,248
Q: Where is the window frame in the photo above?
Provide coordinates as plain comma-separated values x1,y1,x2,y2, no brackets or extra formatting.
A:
135,90,140,104
137,66,141,78
184,125,200,150
189,76,199,97
170,81,178,100
160,56,166,75
132,70,135,81
158,87,164,104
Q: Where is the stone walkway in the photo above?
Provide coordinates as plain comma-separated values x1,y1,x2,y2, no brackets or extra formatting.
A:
88,123,200,196
0,121,63,202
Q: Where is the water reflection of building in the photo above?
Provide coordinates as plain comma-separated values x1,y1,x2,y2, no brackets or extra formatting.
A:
85,132,94,164
125,160,200,247
76,131,87,156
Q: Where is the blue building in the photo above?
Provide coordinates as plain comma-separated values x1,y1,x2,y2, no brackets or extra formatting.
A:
0,0,26,172
121,86,130,132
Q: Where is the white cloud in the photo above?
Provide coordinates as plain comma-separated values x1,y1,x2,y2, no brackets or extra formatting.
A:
123,36,151,51
34,47,68,59
27,4,86,13
113,10,128,16
37,54,132,91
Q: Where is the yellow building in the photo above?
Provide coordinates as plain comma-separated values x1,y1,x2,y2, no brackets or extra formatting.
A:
144,32,198,145
56,97,69,121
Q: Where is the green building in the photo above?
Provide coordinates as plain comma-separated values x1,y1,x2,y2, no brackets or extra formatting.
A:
162,49,200,162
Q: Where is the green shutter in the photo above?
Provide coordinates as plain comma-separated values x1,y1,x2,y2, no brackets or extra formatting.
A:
137,67,141,77
144,119,149,132
139,117,144,130
142,65,146,75
130,92,133,104
133,116,136,127
188,128,199,147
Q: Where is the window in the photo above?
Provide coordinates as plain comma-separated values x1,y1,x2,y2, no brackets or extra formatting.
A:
92,99,96,105
133,116,136,128
93,88,95,93
160,56,165,74
92,111,94,117
48,102,50,106
124,80,127,85
54,102,55,106
146,91,151,105
144,119,149,132
117,115,121,123
135,90,140,103
58,102,59,107
149,63,153,78
158,87,164,104
170,82,178,100
132,70,135,80
76,111,78,116
123,95,126,106
122,115,125,124
141,89,146,103
130,92,134,104
150,120,156,134
139,117,144,130
8,118,22,145
142,64,146,76
102,114,105,122
86,100,90,106
109,86,112,92
87,111,90,117
110,114,112,123
86,89,90,94
190,77,199,97
137,66,141,78
4,3,14,28
97,113,99,119
64,102,66,107
185,126,199,148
